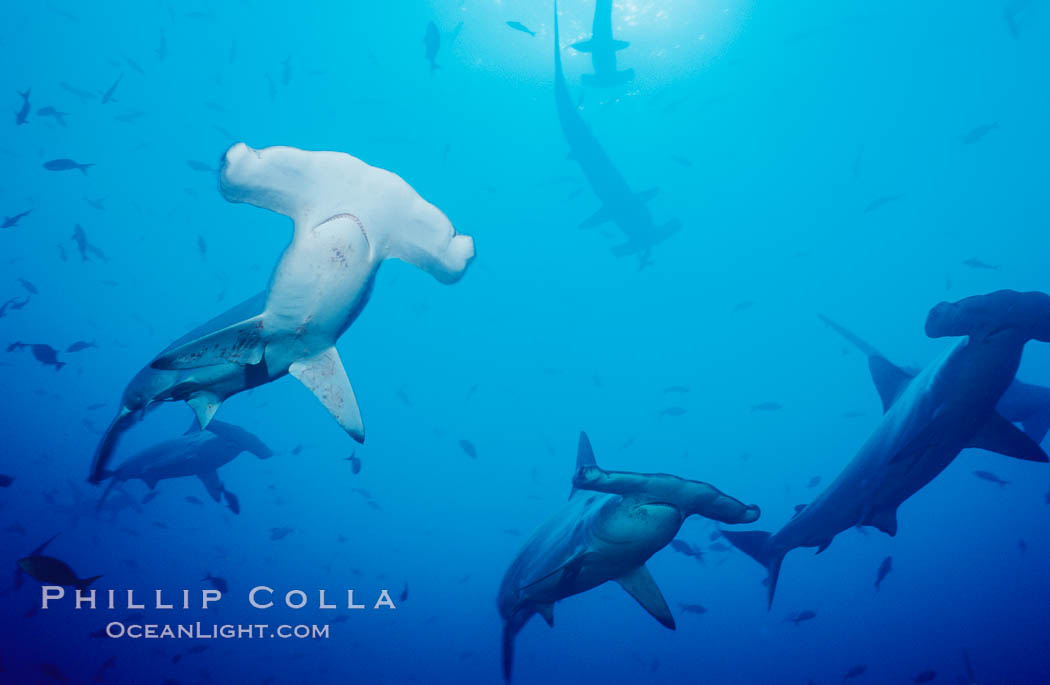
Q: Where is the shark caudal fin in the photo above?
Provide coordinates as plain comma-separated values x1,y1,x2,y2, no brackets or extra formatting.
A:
89,408,136,484
721,529,784,609
569,431,598,498
502,609,534,682
75,575,102,592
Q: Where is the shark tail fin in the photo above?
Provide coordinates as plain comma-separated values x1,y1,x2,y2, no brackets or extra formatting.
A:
90,408,137,484
96,476,119,510
75,575,102,592
502,610,532,682
721,529,783,609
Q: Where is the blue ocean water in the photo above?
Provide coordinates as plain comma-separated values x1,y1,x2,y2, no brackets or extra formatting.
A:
2,1,1049,683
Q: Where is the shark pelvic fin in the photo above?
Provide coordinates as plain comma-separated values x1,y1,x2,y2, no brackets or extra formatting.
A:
150,315,265,370
616,564,675,630
289,346,365,443
198,470,224,502
537,603,554,627
863,506,898,536
969,412,1049,462
187,392,223,430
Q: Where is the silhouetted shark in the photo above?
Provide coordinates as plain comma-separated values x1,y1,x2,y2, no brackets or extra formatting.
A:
571,0,634,87
553,3,679,259
726,291,1050,608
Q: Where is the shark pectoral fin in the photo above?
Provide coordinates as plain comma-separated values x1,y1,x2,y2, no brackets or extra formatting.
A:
616,565,675,630
868,355,912,412
289,347,365,443
150,315,265,370
578,205,613,230
864,506,899,536
198,470,224,502
537,603,554,627
187,393,223,430
570,39,595,52
969,412,1049,462
611,39,630,50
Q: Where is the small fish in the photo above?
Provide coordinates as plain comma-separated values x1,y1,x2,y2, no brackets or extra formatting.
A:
84,196,107,210
197,235,207,258
843,664,868,680
66,340,97,353
36,106,68,126
18,277,38,294
424,21,441,72
788,609,816,625
874,555,893,590
156,32,168,61
93,655,116,682
8,342,66,370
678,602,707,615
44,158,94,174
72,225,109,262
0,474,13,487
2,209,32,228
270,527,293,540
751,401,782,412
459,439,477,459
912,670,936,683
671,155,692,167
669,539,704,563
660,407,686,417
202,573,228,593
507,21,536,37
36,663,67,681
18,555,101,590
0,295,32,317
60,82,96,103
664,385,689,393
184,495,203,505
400,582,409,602
223,488,240,514
974,470,1009,487
187,160,215,172
346,450,362,474
863,194,902,214
101,74,123,104
962,257,999,270
806,476,821,489
15,88,31,125
959,123,998,145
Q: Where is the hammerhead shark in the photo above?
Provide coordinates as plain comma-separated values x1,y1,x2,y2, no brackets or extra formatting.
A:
820,313,1050,444
726,290,1050,608
570,0,634,87
553,2,680,259
98,421,273,513
498,432,760,681
89,143,475,482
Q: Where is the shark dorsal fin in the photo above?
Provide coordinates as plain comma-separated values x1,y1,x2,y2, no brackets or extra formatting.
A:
868,355,913,412
570,431,598,498
969,412,1050,463
616,565,675,630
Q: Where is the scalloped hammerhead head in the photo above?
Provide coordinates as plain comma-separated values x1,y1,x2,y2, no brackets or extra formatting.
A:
89,143,475,483
725,290,1050,608
570,0,634,87
98,421,273,513
497,432,760,681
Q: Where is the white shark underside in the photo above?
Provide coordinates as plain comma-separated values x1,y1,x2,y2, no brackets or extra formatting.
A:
553,4,679,258
89,144,474,482
726,291,1050,608
497,432,759,681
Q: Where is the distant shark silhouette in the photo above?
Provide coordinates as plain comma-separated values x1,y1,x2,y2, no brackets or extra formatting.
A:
570,0,634,87
819,313,1050,444
98,421,273,513
553,2,680,259
726,291,1050,608
89,143,474,482
498,432,759,681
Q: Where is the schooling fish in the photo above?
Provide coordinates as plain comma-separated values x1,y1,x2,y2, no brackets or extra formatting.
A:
0,296,31,318
660,407,686,417
507,21,536,37
202,573,228,593
0,474,13,487
400,582,409,602
346,450,362,474
94,655,116,682
7,342,66,370
913,670,936,683
101,74,122,104
18,278,38,294
962,257,999,270
663,385,689,393
44,158,94,174
806,476,821,489
788,609,816,625
959,123,998,145
843,664,868,680
14,88,30,125
459,439,478,459
37,106,68,126
2,209,32,228
424,21,441,72
974,470,1009,487
751,401,782,412
270,527,293,540
72,225,109,262
187,160,215,172
874,555,893,590
67,340,98,353
18,554,101,590
60,82,96,103
863,194,902,214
